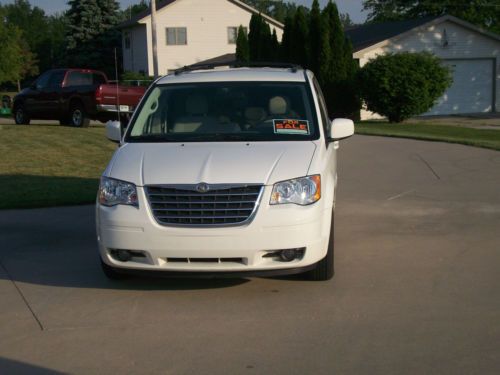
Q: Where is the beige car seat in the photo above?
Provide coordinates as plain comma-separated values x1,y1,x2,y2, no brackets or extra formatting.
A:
173,94,210,133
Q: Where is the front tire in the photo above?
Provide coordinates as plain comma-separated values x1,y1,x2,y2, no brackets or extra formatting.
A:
307,211,335,281
69,104,90,128
14,105,30,125
101,260,128,280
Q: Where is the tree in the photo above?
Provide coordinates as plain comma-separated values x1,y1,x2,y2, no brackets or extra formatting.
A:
248,14,274,61
323,1,347,82
290,6,309,67
122,0,148,20
358,52,452,122
65,0,122,77
2,0,51,78
0,9,23,85
270,29,280,61
17,40,39,91
241,0,298,23
340,12,355,28
320,0,360,118
363,0,500,33
44,14,68,70
308,0,324,75
236,25,250,63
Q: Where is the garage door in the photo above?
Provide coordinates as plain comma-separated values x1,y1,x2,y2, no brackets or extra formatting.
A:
425,59,494,115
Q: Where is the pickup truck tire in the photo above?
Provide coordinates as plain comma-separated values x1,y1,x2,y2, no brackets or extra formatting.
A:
69,103,90,128
14,105,30,125
101,260,128,280
307,211,335,281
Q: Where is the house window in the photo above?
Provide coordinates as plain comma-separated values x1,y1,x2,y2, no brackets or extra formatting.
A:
166,27,187,45
228,26,247,44
124,32,131,49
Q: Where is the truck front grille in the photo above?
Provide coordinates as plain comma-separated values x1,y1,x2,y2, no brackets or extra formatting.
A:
146,184,263,226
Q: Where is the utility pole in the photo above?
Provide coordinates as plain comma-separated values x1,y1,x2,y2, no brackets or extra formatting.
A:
151,0,159,78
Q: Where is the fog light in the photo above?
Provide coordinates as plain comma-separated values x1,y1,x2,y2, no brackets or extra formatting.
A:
110,249,133,262
117,250,132,262
280,249,298,262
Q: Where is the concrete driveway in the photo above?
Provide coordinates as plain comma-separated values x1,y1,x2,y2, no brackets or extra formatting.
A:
1,135,499,374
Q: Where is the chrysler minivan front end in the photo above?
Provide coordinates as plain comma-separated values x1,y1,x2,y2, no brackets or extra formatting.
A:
96,66,353,280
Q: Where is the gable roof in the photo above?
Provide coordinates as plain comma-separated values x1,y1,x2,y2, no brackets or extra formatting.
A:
345,16,440,52
346,15,500,53
119,0,284,29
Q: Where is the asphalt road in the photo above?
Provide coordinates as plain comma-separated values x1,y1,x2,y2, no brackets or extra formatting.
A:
1,135,499,374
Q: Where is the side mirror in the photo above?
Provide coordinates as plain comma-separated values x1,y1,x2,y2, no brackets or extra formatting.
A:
106,121,122,143
329,118,354,141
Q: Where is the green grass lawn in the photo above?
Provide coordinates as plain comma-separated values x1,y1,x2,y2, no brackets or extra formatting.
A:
355,122,500,151
0,124,116,209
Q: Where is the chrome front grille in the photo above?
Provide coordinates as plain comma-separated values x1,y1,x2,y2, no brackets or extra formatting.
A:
146,184,263,226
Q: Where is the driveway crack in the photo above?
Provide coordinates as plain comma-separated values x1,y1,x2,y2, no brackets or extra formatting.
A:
0,259,44,331
415,153,441,180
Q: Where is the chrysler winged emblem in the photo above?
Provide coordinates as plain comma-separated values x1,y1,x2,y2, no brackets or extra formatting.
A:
196,183,210,193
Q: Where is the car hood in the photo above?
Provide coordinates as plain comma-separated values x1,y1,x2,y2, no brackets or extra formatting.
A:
107,142,317,186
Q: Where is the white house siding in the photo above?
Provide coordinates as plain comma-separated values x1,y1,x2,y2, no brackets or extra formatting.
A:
123,25,149,74
125,0,283,76
355,20,500,119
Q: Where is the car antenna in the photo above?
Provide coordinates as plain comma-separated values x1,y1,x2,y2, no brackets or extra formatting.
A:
114,47,121,123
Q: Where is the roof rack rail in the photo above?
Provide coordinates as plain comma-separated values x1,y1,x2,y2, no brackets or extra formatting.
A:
174,62,302,75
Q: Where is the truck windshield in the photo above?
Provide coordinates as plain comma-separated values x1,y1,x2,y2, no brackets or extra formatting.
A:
125,82,319,142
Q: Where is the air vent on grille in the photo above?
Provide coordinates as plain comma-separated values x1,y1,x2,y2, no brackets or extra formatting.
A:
146,184,263,226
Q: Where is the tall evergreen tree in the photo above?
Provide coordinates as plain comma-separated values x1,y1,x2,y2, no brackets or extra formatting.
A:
236,26,250,63
270,29,280,61
248,14,273,61
280,16,294,62
322,1,347,82
321,1,360,118
290,6,309,68
308,0,324,76
65,0,122,77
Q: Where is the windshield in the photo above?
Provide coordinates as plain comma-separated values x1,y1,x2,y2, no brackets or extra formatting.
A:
125,81,319,142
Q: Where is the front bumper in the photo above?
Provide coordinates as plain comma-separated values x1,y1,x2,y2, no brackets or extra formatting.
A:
96,186,332,274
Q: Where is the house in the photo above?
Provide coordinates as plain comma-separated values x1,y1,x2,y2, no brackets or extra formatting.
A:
119,0,284,76
346,15,500,119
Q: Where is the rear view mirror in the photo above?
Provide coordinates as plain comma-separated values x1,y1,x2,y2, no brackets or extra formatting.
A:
329,118,354,141
106,121,122,143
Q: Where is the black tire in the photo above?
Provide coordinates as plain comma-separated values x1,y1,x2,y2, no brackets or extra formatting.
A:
69,103,90,128
14,105,30,125
101,260,128,280
307,211,335,281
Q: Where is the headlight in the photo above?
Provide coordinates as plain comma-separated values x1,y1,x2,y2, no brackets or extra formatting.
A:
270,175,321,205
99,177,138,207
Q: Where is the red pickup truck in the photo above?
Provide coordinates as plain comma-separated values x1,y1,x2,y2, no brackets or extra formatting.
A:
12,69,148,127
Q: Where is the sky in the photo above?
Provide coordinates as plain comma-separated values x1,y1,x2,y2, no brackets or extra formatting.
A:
0,0,367,23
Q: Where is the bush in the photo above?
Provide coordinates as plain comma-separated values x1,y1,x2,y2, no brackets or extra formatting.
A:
120,71,154,86
358,52,452,123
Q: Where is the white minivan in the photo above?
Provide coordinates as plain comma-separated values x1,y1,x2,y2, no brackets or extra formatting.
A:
97,65,354,281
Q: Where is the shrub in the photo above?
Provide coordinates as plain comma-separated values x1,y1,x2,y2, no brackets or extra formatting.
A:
121,71,154,86
358,52,452,123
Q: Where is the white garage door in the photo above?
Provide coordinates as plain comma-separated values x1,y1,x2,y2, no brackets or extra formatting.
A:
425,59,494,115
